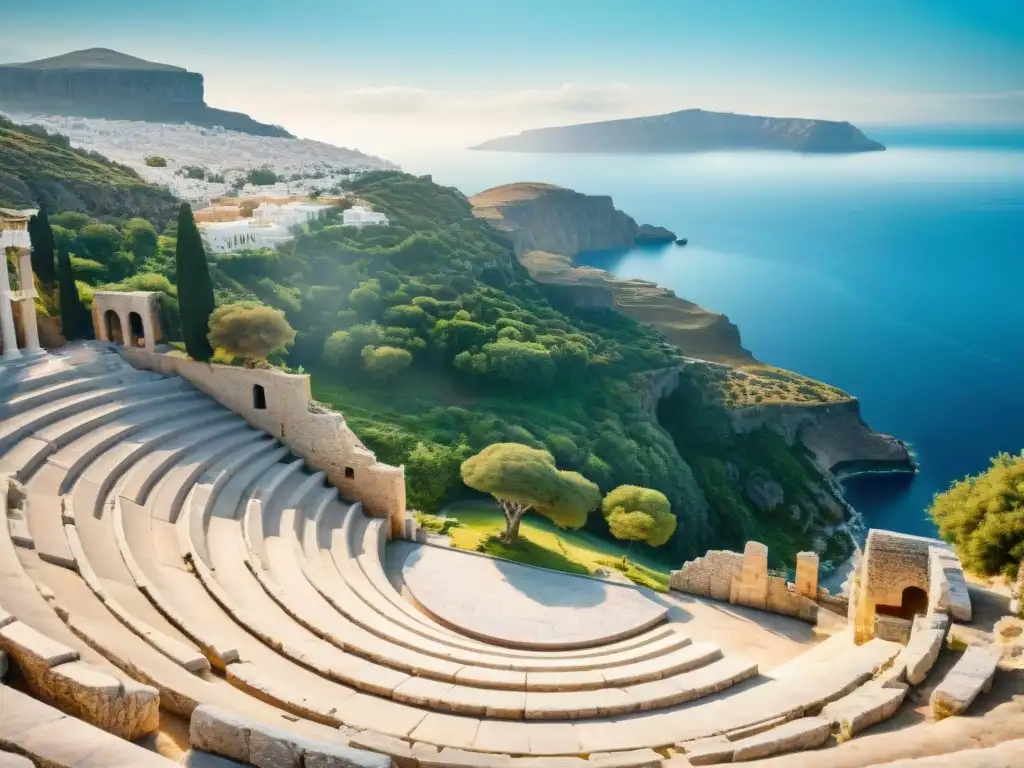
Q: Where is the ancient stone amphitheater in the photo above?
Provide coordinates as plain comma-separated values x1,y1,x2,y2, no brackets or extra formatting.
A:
0,343,1020,768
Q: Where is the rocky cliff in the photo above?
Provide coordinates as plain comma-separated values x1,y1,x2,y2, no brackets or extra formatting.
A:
473,108,885,155
471,182,674,254
729,399,915,476
0,49,290,138
470,182,751,364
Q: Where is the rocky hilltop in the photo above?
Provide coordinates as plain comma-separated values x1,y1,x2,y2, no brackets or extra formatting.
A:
473,108,885,154
0,48,290,137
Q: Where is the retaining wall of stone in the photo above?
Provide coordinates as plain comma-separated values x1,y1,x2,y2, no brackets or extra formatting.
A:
119,347,407,537
670,543,819,624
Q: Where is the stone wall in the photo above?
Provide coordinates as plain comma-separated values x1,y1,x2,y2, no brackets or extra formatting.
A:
669,550,743,602
118,348,407,536
92,291,162,351
670,543,819,624
851,530,972,645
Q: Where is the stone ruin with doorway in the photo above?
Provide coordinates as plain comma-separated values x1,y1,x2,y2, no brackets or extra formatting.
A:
92,290,163,351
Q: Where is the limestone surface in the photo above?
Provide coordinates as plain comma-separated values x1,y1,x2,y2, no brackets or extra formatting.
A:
730,716,832,761
930,644,1003,720
401,545,666,650
190,705,390,768
822,683,908,738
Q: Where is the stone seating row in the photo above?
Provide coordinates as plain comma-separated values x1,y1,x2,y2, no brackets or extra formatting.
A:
0,602,159,740
181,456,752,717
0,683,177,768
1,351,916,763
243,475,712,689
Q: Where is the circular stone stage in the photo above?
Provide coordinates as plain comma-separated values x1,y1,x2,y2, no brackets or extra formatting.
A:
400,545,668,650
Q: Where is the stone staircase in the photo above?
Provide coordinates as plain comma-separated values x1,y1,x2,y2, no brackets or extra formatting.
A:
0,345,1003,767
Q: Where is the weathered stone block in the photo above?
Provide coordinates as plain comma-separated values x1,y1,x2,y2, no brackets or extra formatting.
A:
730,716,831,761
930,643,1002,720
902,613,949,685
730,541,769,611
823,683,908,738
190,706,252,762
794,551,819,600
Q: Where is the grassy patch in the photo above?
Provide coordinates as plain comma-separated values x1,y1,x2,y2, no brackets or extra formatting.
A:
414,512,462,535
444,501,670,591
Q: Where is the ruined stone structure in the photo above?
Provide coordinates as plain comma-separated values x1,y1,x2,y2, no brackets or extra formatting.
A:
0,346,1009,767
851,530,971,645
92,290,163,351
1,244,43,361
118,345,407,533
671,542,819,623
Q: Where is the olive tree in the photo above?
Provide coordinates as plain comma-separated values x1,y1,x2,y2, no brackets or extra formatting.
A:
602,485,677,547
208,301,295,365
460,442,601,544
930,451,1024,579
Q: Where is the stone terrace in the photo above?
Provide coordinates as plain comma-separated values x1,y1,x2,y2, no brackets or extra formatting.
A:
0,344,1018,767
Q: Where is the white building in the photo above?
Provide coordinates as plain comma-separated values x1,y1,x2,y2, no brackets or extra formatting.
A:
198,201,332,254
342,206,389,229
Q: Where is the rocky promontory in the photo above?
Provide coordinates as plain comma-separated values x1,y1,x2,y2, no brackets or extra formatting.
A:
473,108,885,155
0,49,290,137
470,180,914,543
470,182,751,364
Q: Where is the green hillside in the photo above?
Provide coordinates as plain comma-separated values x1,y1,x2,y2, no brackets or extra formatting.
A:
0,116,177,223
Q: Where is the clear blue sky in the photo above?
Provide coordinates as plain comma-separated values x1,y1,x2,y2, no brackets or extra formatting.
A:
3,0,1022,150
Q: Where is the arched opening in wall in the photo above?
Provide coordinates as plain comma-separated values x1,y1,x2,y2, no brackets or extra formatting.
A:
253,384,267,410
345,467,355,479
105,310,123,345
128,312,145,347
877,585,930,620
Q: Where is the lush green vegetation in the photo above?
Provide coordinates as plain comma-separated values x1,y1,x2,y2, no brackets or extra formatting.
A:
930,451,1024,580
17,161,850,570
461,443,602,543
441,502,670,591
208,302,296,364
175,203,215,361
602,485,677,547
0,117,177,223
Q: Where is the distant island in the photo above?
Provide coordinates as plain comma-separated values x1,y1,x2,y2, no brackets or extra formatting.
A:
472,108,885,154
0,48,291,138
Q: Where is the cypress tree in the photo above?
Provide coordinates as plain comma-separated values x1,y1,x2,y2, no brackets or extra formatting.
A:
174,202,215,361
56,245,92,341
27,209,57,286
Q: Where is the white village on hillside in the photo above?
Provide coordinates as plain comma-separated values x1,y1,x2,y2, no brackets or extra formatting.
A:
0,112,396,203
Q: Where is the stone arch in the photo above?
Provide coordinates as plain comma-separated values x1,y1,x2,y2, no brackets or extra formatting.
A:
876,585,933,622
253,384,267,410
105,310,124,345
128,311,145,347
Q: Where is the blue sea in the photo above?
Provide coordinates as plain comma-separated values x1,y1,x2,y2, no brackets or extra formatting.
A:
394,130,1024,539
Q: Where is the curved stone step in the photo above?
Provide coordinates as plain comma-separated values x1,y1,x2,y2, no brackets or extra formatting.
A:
196,475,754,719
322,503,687,669
2,385,198,481
250,482,691,693
0,375,189,453
115,418,256,507
45,392,217,490
0,683,175,768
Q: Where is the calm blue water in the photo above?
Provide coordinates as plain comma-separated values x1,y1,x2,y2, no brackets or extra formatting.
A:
394,133,1024,538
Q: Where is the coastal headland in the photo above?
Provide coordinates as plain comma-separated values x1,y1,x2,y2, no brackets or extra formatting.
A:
470,181,916,496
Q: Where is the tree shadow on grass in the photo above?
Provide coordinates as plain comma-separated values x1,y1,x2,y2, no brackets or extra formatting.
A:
480,535,609,608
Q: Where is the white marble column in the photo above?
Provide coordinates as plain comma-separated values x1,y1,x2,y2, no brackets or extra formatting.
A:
0,250,21,360
16,249,41,354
